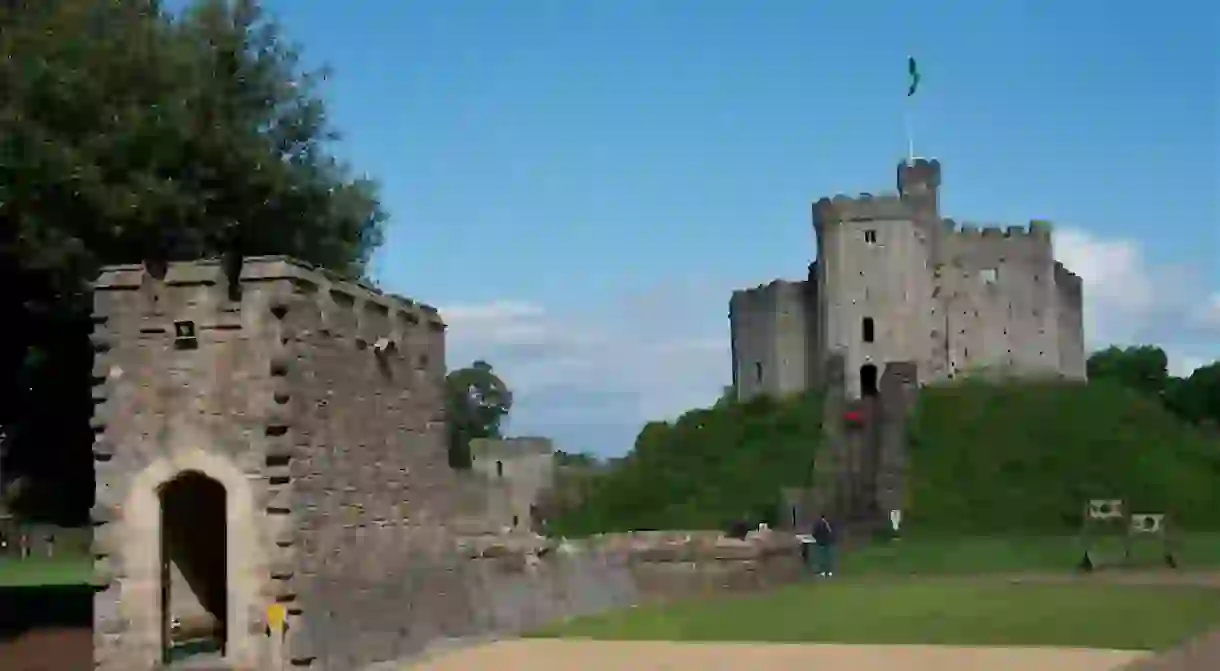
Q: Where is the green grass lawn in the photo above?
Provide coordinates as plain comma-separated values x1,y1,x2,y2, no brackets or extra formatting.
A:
534,579,1220,650
842,532,1220,575
0,555,91,587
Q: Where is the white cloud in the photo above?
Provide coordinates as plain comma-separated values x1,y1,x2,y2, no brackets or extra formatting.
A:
440,282,733,455
1055,227,1217,376
1195,293,1220,332
439,231,1217,456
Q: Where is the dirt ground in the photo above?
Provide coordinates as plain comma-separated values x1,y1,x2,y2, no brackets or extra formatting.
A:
0,627,92,671
0,628,1207,670
415,639,1149,671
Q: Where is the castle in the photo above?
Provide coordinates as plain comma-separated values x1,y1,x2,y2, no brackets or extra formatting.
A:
730,158,1087,401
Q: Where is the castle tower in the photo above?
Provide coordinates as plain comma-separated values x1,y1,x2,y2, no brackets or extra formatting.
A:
813,185,935,400
897,158,941,220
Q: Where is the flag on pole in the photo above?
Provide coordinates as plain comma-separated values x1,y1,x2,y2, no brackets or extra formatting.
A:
907,56,920,97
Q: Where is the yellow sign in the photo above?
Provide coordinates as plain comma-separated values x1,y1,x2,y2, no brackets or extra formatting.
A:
267,604,287,634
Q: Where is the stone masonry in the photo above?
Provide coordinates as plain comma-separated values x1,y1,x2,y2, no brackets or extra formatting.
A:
730,157,1087,402
90,256,808,671
89,256,492,670
468,437,555,533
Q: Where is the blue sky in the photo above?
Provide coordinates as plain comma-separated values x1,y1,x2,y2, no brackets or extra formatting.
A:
243,0,1216,456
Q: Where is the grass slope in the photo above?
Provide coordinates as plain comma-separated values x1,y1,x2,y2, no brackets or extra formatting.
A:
907,379,1220,533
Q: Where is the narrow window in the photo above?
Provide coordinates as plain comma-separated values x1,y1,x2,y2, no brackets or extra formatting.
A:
495,460,503,478
512,515,519,528
864,230,877,244
754,362,763,383
862,317,875,343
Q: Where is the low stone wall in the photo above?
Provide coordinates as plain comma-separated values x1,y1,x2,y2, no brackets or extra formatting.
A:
387,529,805,669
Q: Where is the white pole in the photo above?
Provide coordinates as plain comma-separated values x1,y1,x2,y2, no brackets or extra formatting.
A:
905,104,915,164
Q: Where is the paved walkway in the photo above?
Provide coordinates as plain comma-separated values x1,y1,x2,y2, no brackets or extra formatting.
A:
414,640,1148,670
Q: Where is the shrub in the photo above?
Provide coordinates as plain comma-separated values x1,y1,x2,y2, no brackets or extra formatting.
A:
549,392,823,536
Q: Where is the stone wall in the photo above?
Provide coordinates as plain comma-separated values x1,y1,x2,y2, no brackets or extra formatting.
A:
794,355,917,536
389,528,805,668
728,280,815,401
468,437,555,533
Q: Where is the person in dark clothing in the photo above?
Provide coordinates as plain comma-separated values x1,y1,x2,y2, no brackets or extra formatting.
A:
811,514,836,576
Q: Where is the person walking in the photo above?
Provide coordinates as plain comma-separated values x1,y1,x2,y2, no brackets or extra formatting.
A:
811,514,836,577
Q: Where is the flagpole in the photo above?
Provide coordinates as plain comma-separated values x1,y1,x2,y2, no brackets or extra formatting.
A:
904,104,915,164
905,55,919,164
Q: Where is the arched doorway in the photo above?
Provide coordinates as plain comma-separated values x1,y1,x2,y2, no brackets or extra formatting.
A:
159,471,227,664
860,364,879,397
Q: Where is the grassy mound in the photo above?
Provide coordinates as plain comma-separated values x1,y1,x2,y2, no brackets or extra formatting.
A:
553,377,1220,537
549,392,823,536
906,378,1220,533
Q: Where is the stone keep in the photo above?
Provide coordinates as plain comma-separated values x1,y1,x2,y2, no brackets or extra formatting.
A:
729,158,1087,401
90,256,476,671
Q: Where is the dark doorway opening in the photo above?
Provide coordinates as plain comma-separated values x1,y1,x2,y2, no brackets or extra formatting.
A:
160,472,227,664
860,364,879,397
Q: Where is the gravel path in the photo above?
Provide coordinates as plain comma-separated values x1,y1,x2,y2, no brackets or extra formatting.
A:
414,639,1148,670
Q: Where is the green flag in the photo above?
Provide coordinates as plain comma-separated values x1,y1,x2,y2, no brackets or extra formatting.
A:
907,56,920,97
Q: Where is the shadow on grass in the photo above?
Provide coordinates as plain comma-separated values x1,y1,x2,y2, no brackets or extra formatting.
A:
0,585,93,641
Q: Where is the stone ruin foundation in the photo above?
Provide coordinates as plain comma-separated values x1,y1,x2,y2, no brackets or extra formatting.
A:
90,256,808,671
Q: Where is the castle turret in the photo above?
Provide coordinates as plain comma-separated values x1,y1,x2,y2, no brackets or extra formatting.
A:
897,158,941,220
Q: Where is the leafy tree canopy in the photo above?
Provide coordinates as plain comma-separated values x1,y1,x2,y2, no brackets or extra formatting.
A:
1087,345,1171,397
550,393,824,536
445,360,513,469
1166,362,1220,428
554,450,600,467
0,0,386,521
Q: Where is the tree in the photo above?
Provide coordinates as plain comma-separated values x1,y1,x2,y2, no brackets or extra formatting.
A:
445,361,513,469
554,450,599,467
0,0,386,522
549,392,823,536
1086,346,1171,397
1166,363,1220,428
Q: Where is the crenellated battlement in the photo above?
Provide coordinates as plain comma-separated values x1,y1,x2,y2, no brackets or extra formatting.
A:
731,279,809,307
93,255,444,343
938,218,1056,242
899,157,942,189
812,191,912,224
